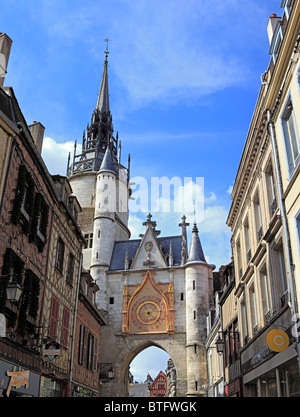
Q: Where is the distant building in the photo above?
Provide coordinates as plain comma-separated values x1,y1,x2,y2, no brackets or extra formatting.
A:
129,373,153,397
149,371,167,397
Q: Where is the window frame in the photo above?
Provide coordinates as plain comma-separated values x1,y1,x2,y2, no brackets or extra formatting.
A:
281,94,300,178
55,238,65,273
66,253,75,286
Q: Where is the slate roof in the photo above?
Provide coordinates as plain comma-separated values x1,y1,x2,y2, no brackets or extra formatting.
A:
96,55,110,114
187,223,206,263
109,235,183,271
99,144,116,173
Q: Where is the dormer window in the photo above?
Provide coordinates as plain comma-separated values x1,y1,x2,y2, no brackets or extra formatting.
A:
270,22,283,64
281,0,292,19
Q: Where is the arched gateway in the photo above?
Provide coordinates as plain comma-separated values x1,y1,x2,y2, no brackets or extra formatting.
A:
67,49,215,397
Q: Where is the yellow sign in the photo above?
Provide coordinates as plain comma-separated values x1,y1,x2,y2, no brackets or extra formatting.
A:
6,367,30,397
266,329,289,352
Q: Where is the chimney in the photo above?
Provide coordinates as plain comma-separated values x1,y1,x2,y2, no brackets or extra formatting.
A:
267,13,281,46
28,121,45,154
0,33,13,87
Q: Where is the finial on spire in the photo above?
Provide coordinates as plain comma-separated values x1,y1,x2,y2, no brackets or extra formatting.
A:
104,38,111,60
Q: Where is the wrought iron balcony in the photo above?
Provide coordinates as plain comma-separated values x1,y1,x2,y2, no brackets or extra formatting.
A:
247,249,252,263
257,226,263,241
281,290,289,308
270,197,277,215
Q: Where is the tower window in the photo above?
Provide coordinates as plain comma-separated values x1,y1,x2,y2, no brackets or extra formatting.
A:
193,280,195,290
194,311,196,320
84,233,93,249
181,293,184,301
109,297,114,305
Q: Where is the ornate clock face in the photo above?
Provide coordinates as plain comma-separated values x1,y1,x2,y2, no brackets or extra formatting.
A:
130,295,167,333
137,301,160,325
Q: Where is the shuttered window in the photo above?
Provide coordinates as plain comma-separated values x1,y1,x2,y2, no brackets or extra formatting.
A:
49,296,59,338
61,307,70,347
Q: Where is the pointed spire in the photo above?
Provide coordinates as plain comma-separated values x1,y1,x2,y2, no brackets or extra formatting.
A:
187,223,206,263
96,41,110,113
99,142,115,173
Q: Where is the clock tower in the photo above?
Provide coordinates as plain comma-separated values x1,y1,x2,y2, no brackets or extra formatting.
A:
67,47,215,397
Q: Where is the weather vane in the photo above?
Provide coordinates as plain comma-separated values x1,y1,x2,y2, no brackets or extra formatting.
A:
104,38,111,58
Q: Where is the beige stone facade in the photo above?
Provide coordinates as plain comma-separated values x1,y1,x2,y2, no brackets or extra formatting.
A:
225,1,300,397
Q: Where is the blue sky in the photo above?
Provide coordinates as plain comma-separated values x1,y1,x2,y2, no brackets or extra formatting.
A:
1,0,283,385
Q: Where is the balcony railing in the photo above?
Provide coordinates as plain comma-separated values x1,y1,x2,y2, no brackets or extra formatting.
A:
228,360,241,382
270,197,277,215
264,310,271,323
257,227,263,241
247,249,252,263
281,290,289,308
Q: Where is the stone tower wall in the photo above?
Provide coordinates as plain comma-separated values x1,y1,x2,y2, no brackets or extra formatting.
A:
185,262,212,396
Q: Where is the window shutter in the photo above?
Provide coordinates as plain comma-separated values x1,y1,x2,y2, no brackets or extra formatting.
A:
61,307,70,347
93,337,98,372
78,324,85,365
49,296,59,338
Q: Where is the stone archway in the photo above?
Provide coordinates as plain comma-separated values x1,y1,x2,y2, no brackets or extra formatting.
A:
107,334,187,397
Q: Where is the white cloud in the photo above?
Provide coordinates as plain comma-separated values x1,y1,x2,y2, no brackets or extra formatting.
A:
227,185,233,195
41,136,74,175
16,0,269,112
128,178,231,268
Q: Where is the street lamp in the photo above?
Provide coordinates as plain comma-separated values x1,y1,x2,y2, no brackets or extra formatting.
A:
99,363,115,380
215,336,225,355
107,367,115,379
216,331,240,356
6,280,22,302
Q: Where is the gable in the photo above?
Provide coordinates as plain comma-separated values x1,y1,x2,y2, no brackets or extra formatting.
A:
130,227,167,270
108,235,183,271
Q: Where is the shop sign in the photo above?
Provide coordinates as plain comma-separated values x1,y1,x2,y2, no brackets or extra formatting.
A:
44,346,61,360
6,366,29,397
266,329,289,352
250,345,272,368
0,360,40,397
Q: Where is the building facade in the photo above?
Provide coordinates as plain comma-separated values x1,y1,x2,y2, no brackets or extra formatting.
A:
0,83,54,396
226,0,300,397
149,370,167,397
39,175,84,397
71,271,106,397
0,37,90,397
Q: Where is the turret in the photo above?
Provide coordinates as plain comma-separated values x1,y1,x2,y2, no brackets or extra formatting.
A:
91,145,117,309
185,223,214,396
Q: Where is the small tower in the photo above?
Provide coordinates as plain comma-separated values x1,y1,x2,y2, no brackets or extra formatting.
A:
91,144,117,309
185,223,214,396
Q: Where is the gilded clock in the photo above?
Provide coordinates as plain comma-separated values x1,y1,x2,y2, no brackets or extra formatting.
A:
130,295,167,333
